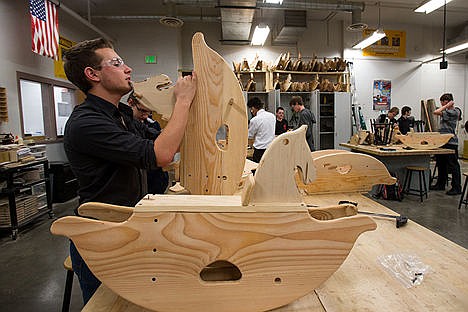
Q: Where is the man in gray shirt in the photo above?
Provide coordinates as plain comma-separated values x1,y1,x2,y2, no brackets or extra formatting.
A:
430,93,462,195
290,96,316,151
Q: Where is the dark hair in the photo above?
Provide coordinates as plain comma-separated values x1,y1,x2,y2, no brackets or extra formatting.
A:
63,38,114,93
276,106,284,113
401,106,411,115
440,93,454,102
455,107,462,121
389,107,399,115
247,97,264,110
289,96,303,107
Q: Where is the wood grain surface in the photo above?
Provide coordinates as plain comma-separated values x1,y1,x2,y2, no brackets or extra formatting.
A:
179,32,248,195
340,143,454,156
296,151,396,194
396,132,453,150
132,75,175,121
81,193,468,312
52,200,375,312
249,126,315,205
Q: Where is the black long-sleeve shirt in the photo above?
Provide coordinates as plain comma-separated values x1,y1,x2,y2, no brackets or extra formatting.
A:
64,94,160,212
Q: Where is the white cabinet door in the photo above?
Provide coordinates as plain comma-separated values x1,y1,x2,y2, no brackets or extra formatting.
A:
334,92,352,149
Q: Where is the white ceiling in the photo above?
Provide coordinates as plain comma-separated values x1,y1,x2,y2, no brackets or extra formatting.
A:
58,0,468,36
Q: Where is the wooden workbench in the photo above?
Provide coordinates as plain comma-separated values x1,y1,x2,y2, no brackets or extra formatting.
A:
339,143,453,157
82,193,468,312
340,143,455,193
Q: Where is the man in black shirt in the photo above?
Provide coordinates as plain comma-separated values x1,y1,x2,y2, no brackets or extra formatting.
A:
63,38,196,304
275,106,288,135
397,106,414,135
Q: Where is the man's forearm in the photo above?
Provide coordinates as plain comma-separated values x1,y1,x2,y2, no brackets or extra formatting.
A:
153,101,190,167
434,101,453,115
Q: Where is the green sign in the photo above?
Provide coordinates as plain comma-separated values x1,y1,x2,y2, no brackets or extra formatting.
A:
145,55,157,64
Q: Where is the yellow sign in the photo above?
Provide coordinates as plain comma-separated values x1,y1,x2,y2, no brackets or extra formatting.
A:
362,29,406,58
54,36,76,79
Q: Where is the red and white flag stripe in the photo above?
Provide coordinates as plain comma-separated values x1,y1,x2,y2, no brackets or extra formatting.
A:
30,0,59,59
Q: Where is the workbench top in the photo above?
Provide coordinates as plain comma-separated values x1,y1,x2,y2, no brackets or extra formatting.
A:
82,193,468,312
340,143,454,156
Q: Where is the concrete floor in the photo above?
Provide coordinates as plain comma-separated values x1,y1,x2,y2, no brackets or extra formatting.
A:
0,162,467,312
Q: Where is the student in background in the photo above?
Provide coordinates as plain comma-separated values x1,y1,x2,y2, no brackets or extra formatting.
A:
127,92,169,194
378,107,399,126
247,97,276,163
397,106,415,134
275,106,288,135
430,93,462,195
289,96,316,151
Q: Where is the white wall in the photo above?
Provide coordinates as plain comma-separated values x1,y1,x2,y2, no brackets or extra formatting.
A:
93,20,182,83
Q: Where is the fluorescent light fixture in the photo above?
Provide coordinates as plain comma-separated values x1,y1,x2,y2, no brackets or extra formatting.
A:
263,0,283,4
251,25,270,46
352,29,386,49
415,0,453,14
440,40,468,54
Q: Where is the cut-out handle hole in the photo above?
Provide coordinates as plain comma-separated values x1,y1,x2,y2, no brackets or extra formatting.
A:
200,260,242,282
216,124,229,150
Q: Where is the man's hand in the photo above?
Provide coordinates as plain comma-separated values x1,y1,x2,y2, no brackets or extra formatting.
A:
174,72,197,108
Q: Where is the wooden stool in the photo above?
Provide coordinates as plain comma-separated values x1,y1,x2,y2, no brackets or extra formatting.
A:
458,172,468,210
403,166,428,202
62,256,73,312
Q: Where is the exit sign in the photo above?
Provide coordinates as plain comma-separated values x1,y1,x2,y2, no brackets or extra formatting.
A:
145,55,157,64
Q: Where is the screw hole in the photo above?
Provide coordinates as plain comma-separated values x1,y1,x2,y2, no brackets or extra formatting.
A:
151,277,157,282
274,277,282,284
152,248,157,253
154,218,158,223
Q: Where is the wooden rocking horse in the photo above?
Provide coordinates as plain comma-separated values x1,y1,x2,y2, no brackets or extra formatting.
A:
51,32,395,312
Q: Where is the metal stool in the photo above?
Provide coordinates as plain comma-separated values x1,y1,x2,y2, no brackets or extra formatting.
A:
62,256,74,312
458,172,468,210
404,166,428,202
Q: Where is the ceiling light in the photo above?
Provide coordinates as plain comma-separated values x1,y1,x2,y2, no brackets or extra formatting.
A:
251,25,270,46
440,40,468,55
263,0,283,4
352,29,386,49
415,0,453,14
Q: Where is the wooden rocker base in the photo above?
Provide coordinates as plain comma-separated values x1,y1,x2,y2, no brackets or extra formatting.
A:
52,198,375,312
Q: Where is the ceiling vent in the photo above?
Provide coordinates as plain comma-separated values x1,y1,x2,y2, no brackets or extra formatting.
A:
347,8,367,32
159,16,184,28
272,10,307,45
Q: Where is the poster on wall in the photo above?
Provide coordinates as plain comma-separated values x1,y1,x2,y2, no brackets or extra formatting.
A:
54,36,76,79
363,29,406,58
373,80,391,111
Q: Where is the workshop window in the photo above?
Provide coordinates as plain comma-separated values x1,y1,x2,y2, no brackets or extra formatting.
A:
18,72,78,141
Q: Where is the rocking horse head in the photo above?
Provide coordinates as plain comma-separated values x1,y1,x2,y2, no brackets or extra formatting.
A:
246,126,315,205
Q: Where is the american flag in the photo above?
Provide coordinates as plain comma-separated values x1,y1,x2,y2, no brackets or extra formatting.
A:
30,0,59,59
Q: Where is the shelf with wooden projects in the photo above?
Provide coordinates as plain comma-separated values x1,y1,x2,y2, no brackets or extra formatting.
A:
233,52,350,93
